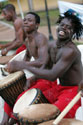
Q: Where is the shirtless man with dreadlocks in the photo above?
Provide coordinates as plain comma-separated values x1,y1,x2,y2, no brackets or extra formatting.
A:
6,9,83,123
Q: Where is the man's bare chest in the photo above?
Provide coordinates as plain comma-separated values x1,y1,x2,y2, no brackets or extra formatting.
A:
27,41,38,57
50,47,61,63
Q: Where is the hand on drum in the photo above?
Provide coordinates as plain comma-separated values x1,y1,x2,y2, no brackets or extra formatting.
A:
1,48,8,56
6,61,21,73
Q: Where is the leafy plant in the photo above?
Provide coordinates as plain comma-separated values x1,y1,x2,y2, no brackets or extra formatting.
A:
0,0,9,13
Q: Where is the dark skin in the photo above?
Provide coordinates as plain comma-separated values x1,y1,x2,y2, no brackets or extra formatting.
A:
2,13,49,125
5,18,83,124
0,9,24,56
0,8,24,125
6,13,49,70
23,18,83,86
7,18,83,87
6,14,49,90
23,14,49,67
5,18,83,122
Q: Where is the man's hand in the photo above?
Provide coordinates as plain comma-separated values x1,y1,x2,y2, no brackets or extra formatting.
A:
1,48,8,56
6,60,26,73
6,61,20,73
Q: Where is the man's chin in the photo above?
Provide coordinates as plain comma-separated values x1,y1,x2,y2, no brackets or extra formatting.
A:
58,35,66,40
24,28,30,33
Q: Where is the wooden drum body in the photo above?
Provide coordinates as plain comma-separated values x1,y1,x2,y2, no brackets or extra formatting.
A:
0,71,26,107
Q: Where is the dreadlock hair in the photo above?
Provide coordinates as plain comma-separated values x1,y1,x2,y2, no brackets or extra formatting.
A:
3,4,16,12
27,12,40,24
57,9,83,40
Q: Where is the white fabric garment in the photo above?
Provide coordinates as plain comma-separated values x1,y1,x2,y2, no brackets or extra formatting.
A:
58,1,83,24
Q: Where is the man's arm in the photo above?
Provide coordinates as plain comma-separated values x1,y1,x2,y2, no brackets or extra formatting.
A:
0,41,15,49
26,35,49,67
23,48,77,81
1,19,24,56
6,47,76,80
6,35,49,72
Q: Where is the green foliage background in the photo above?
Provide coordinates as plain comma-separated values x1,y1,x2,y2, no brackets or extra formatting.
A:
0,1,9,13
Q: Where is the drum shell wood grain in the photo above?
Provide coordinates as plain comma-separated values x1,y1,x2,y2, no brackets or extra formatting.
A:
0,71,26,107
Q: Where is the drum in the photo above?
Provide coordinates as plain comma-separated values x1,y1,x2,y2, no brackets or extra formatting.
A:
0,55,14,65
0,71,26,107
10,50,26,62
39,119,83,125
13,89,53,124
13,103,60,125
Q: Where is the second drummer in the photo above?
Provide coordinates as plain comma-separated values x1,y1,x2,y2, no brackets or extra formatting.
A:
1,12,50,125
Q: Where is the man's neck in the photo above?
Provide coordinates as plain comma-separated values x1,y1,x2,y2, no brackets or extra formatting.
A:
12,14,17,22
56,38,72,48
26,30,37,40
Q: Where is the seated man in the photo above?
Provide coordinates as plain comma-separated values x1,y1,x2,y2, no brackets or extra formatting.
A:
0,4,26,56
1,12,49,125
7,9,83,121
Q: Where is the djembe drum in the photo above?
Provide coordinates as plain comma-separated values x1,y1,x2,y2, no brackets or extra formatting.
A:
9,49,34,79
0,55,14,65
13,88,49,113
0,71,26,107
13,88,60,124
13,103,60,125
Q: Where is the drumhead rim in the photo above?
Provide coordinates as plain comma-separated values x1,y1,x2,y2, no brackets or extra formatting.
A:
14,103,59,124
0,71,25,89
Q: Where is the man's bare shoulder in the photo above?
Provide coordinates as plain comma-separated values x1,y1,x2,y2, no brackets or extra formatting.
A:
35,32,48,45
62,43,79,60
14,17,23,30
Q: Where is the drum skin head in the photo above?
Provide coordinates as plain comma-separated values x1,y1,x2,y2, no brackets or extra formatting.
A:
39,119,83,125
13,88,49,114
13,104,60,124
13,89,38,113
0,71,24,88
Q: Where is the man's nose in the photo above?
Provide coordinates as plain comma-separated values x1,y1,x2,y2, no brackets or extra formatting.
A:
62,25,66,29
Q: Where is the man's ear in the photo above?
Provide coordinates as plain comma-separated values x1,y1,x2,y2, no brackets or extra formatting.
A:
36,23,40,29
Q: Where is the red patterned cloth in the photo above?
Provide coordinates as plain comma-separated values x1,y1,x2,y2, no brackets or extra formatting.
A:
16,44,26,54
45,84,81,118
4,80,81,119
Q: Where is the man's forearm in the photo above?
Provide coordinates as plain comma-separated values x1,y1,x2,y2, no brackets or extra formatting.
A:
26,59,45,68
23,62,56,81
6,40,23,52
0,42,12,49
